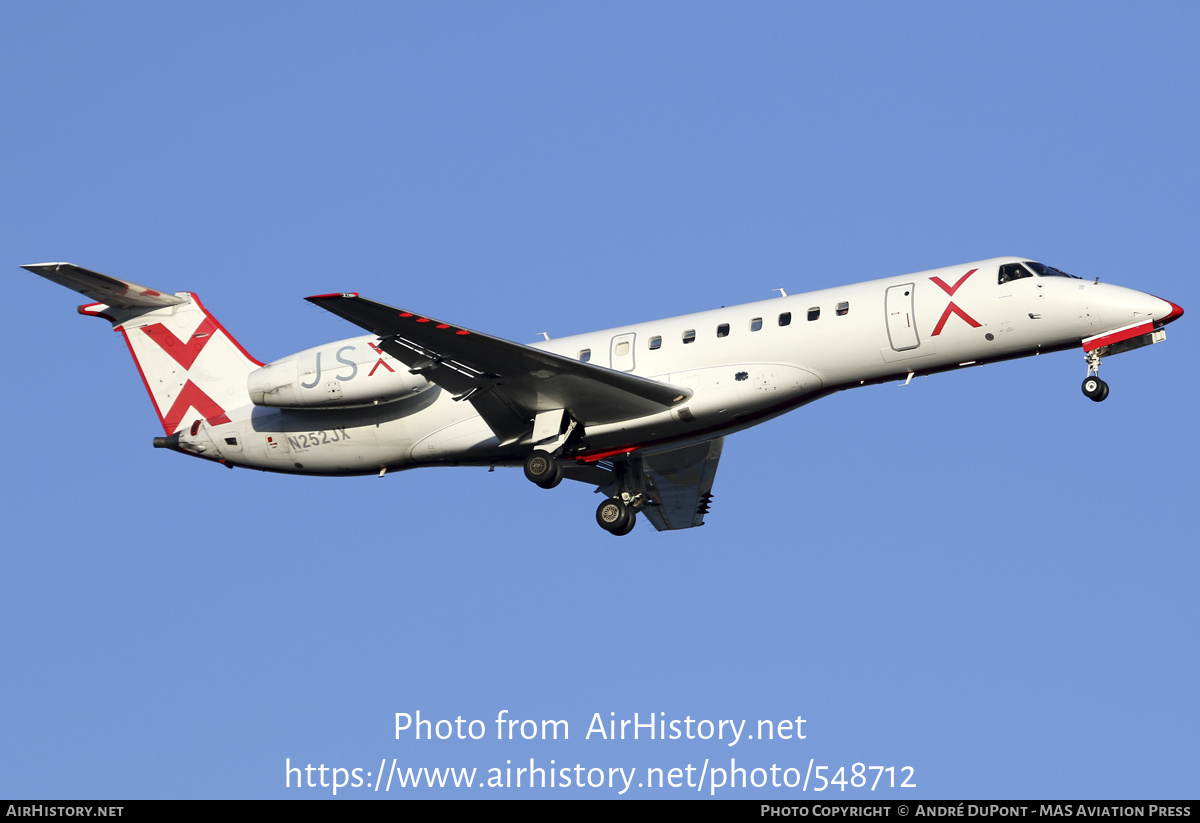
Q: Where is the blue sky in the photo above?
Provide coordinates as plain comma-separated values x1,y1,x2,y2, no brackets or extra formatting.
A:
2,2,1196,799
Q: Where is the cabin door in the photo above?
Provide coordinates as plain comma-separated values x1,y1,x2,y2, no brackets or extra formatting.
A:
885,283,920,351
610,333,636,371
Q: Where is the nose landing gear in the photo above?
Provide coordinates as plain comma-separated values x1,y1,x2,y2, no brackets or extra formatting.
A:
1082,350,1109,402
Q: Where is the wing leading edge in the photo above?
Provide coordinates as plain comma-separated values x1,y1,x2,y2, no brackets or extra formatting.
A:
306,293,692,444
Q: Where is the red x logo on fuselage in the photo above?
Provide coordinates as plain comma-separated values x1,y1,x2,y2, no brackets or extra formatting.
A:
929,268,981,336
368,341,396,377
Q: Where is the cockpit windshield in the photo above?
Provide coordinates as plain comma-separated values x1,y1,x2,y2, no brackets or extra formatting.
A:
1025,261,1081,279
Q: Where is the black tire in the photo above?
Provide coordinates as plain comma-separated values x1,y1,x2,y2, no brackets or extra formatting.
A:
596,498,632,534
615,507,637,536
1082,376,1104,400
1096,380,1110,402
523,450,561,487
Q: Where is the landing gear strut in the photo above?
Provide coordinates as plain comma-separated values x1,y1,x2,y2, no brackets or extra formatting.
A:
1082,350,1110,402
523,436,643,535
522,412,582,489
593,453,646,536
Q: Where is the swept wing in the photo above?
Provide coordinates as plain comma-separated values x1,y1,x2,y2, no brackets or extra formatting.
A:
307,293,691,444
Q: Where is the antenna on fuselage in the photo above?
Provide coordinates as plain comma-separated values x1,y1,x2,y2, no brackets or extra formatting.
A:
774,288,788,297
538,332,550,340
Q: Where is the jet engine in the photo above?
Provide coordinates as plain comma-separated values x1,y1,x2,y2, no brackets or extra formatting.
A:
247,337,433,408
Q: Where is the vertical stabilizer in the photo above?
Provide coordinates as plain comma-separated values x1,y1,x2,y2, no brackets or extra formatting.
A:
22,263,263,435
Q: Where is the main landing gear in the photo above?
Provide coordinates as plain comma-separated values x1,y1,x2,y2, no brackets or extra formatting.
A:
522,444,643,536
596,498,636,536
1081,350,1110,402
522,449,563,489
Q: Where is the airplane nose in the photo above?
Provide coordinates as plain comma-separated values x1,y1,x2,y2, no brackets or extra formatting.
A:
1156,297,1184,325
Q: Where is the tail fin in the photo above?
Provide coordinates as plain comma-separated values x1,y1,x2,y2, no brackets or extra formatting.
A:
22,263,263,435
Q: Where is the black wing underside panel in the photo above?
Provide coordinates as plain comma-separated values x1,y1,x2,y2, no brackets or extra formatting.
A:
307,294,691,443
639,438,724,531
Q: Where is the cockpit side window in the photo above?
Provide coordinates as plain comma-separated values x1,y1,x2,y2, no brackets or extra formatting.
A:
998,263,1033,285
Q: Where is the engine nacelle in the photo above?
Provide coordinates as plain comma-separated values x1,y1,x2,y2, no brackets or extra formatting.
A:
248,336,433,408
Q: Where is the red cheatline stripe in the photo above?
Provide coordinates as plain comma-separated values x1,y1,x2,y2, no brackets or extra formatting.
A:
1083,322,1154,352
574,446,639,463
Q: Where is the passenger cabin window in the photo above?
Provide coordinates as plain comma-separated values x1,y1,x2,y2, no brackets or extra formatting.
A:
836,301,849,316
750,317,763,331
779,312,792,326
717,323,730,338
807,307,820,321
683,329,696,344
649,336,662,350
579,349,591,362
615,341,630,356
998,263,1033,285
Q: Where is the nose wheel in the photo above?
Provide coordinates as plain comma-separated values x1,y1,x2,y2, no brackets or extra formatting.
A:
1082,376,1109,402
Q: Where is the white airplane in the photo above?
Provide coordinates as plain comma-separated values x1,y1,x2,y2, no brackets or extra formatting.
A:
22,258,1183,535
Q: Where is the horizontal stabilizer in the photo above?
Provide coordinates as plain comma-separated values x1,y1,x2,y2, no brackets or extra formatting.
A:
21,262,185,309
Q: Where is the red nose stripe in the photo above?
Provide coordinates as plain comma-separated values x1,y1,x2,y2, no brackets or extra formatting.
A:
1083,321,1154,353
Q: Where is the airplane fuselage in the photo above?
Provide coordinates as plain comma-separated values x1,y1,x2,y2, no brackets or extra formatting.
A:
172,256,1178,476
